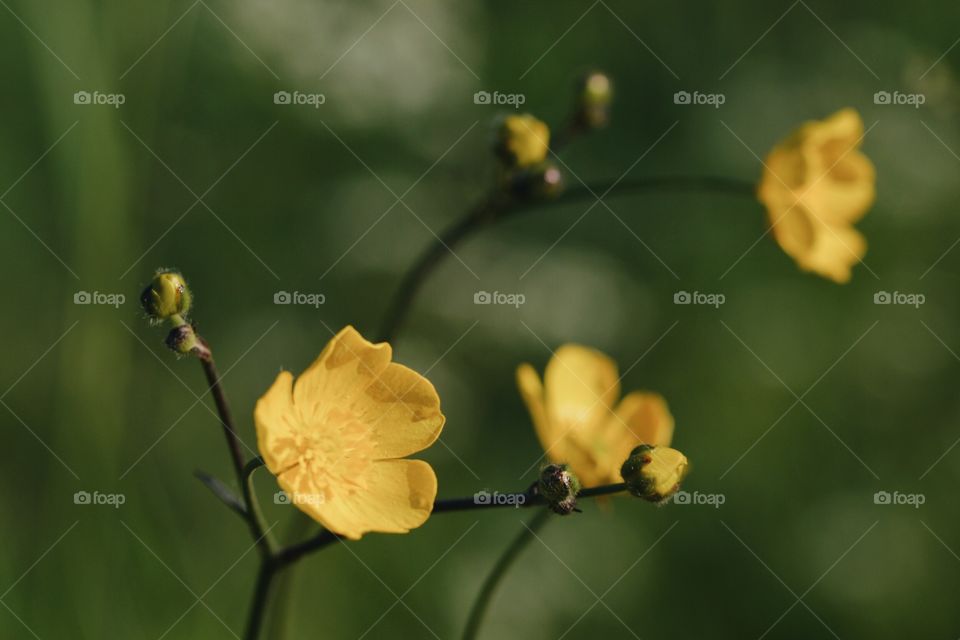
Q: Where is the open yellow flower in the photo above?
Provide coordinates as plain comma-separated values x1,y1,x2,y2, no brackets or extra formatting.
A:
497,114,550,168
516,345,674,487
254,326,444,540
758,108,876,283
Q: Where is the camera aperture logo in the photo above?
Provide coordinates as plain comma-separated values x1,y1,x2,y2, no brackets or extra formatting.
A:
274,490,325,506
473,90,526,108
873,490,924,508
73,90,125,108
473,490,526,508
73,490,126,508
474,290,525,308
274,90,326,109
873,90,925,108
274,290,326,308
74,291,125,308
674,290,725,308
671,490,725,508
873,290,924,308
673,90,725,109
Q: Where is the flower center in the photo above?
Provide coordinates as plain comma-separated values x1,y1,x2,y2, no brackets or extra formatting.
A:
284,407,376,504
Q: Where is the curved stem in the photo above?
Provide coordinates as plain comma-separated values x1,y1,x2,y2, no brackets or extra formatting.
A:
377,191,514,343
242,457,275,555
462,509,552,640
377,175,755,343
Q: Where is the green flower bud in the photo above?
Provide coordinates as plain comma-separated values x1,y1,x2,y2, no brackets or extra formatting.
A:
141,270,191,322
538,463,581,515
620,445,688,503
574,71,613,129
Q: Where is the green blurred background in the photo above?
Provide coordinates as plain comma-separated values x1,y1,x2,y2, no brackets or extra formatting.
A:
3,0,960,637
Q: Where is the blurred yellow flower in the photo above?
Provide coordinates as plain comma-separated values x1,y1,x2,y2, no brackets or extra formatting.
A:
516,345,674,487
254,326,444,540
758,108,876,284
497,114,550,168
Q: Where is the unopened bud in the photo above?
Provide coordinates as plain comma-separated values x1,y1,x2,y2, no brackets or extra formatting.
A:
574,71,613,129
141,270,191,322
620,445,688,503
495,114,550,169
538,463,581,515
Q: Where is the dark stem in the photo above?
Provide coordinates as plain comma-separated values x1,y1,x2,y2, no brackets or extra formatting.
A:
433,481,628,513
462,509,552,640
274,529,340,568
377,190,514,344
377,175,755,343
198,348,247,485
245,559,279,640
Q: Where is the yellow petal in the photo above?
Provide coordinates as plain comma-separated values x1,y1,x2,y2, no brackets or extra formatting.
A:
796,220,867,284
517,363,555,452
544,344,620,446
254,370,297,475
768,203,817,262
758,108,874,284
355,362,445,459
292,325,391,424
286,459,437,540
803,151,875,225
516,363,605,485
608,391,674,451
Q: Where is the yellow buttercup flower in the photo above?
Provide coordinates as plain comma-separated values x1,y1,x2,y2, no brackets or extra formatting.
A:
497,114,550,168
254,326,444,540
758,108,876,284
516,345,674,487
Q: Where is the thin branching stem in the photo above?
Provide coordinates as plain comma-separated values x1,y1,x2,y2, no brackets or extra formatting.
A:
377,175,755,342
462,509,552,640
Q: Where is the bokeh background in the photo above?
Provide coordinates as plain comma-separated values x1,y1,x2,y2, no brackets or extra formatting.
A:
3,1,960,637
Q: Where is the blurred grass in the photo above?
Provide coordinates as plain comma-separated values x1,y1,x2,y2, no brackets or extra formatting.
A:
3,0,960,637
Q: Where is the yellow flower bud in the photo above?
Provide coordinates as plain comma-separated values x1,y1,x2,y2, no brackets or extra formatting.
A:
620,445,688,503
141,270,191,322
538,463,581,515
496,114,550,168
